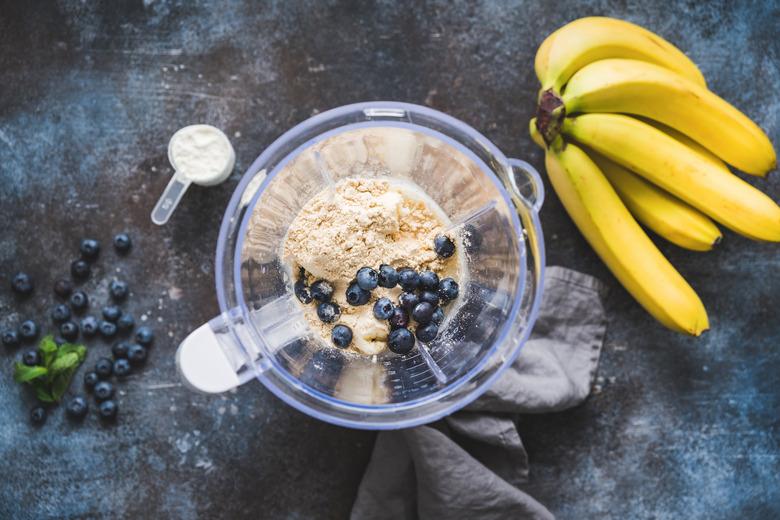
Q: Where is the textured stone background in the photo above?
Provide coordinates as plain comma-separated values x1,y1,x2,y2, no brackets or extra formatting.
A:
1,1,778,518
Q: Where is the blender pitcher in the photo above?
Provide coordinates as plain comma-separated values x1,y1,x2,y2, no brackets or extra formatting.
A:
176,102,546,430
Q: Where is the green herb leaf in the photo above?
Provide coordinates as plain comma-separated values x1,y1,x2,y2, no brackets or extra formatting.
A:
50,352,79,372
57,343,87,362
13,363,48,383
39,335,58,368
34,384,55,403
51,371,75,402
14,337,88,405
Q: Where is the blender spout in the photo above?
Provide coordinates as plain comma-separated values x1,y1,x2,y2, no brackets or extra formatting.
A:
504,158,545,212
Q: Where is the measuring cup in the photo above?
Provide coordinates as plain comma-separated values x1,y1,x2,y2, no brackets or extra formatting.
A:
175,102,545,430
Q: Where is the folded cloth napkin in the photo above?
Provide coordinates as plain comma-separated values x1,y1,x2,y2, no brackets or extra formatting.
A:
351,267,608,520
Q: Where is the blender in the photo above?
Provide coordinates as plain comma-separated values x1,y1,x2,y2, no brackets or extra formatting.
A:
175,102,545,430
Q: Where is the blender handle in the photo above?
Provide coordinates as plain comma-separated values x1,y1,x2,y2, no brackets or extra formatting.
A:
506,158,545,212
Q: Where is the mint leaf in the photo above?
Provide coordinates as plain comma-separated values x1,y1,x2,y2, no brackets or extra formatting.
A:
39,335,58,368
13,363,48,383
50,352,79,372
51,371,75,402
34,384,55,403
14,337,88,405
57,343,86,362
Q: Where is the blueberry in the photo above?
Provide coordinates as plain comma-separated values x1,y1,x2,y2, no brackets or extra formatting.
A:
51,304,71,323
94,381,115,401
117,313,135,333
127,343,147,365
419,291,439,306
98,400,118,420
112,341,131,359
388,328,415,354
412,302,435,324
346,282,370,306
294,280,313,304
135,326,154,346
113,233,132,254
19,320,39,341
54,278,74,299
416,322,439,343
95,357,113,378
310,280,334,302
66,396,88,419
22,350,41,366
113,358,131,377
373,297,394,320
398,292,420,312
297,266,306,281
80,239,100,261
69,290,89,312
378,264,399,289
316,302,341,323
11,272,33,295
70,259,90,280
331,324,353,348
109,280,128,301
84,371,99,390
60,321,79,341
81,316,99,337
99,321,117,338
30,405,47,425
102,306,121,322
2,329,20,347
418,270,440,291
438,278,459,302
356,267,378,291
397,268,420,291
431,307,445,324
433,234,455,258
388,307,409,330
54,336,67,346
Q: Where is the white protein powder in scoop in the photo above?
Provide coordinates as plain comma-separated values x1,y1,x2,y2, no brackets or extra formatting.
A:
169,124,235,185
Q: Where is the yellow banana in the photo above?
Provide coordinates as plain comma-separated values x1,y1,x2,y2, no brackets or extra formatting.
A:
544,138,708,335
563,114,780,241
588,150,722,251
562,59,776,175
529,118,545,148
642,119,727,170
535,17,705,92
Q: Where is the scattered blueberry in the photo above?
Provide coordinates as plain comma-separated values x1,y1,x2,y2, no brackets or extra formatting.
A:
331,324,353,348
113,233,132,254
310,280,334,302
373,297,394,320
431,307,445,324
389,307,409,329
11,272,33,295
127,343,148,365
113,358,131,377
94,381,115,401
135,326,154,346
416,322,439,343
294,280,313,304
81,316,99,337
2,329,20,347
109,280,128,301
316,302,341,323
84,371,99,390
69,290,89,312
102,306,121,322
22,350,41,366
378,264,399,289
51,304,71,323
418,271,440,291
419,291,439,306
54,336,67,346
98,400,118,420
79,239,101,261
356,267,378,291
433,234,455,258
99,321,117,338
412,302,435,324
398,292,420,312
346,282,370,306
117,313,135,333
70,259,90,280
66,396,88,419
112,341,131,359
95,357,113,378
388,328,415,354
19,320,39,341
59,321,79,341
438,278,459,302
54,278,74,299
30,405,47,425
398,268,420,291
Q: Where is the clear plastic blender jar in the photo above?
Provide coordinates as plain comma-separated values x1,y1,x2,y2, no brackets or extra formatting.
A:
176,102,545,430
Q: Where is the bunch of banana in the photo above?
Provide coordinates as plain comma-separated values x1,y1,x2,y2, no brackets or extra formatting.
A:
530,16,779,335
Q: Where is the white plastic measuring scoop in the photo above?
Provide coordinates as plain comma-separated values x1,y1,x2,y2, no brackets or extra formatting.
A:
151,124,236,225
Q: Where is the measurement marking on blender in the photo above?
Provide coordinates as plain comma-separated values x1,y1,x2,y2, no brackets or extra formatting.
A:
444,200,498,234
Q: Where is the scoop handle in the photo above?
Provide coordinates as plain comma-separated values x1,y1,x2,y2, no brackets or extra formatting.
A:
151,173,191,225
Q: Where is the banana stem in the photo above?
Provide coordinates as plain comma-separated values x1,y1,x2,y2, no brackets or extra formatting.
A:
535,89,566,146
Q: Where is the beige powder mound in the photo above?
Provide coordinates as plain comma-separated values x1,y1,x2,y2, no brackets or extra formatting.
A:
283,177,460,355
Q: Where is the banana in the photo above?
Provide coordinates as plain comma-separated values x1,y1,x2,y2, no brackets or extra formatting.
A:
562,59,776,175
544,138,708,335
642,119,727,170
563,114,780,241
535,17,705,92
588,150,722,251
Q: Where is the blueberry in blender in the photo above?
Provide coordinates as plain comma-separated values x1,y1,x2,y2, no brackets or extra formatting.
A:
331,324,353,348
438,278,459,302
356,267,378,291
431,307,444,324
416,322,439,343
346,282,370,306
11,272,33,295
388,328,415,354
316,302,341,323
433,234,455,258
388,307,409,330
419,291,439,306
377,264,399,289
294,280,313,304
398,291,420,312
373,297,394,320
411,302,435,324
418,270,439,291
397,268,420,291
310,280,334,302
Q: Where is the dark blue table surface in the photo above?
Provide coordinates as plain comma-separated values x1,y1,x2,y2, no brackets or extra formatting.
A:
1,1,778,518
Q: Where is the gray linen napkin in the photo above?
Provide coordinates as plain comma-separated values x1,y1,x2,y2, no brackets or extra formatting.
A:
351,266,608,520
